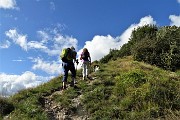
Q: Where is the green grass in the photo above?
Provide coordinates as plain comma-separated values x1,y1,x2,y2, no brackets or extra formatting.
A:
0,56,179,119
52,87,80,108
0,76,62,119
81,56,180,119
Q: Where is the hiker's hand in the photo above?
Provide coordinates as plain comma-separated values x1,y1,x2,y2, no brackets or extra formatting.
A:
76,59,79,64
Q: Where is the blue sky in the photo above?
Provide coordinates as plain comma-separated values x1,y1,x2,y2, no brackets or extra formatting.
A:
0,0,180,96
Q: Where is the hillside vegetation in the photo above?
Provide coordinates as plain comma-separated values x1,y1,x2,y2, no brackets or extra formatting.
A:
0,56,180,120
101,25,180,71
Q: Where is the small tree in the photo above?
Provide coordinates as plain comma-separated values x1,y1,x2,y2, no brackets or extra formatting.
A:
156,26,180,71
130,25,158,63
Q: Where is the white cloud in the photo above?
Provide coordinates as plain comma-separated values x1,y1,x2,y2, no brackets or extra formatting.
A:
36,30,78,56
0,0,18,9
177,0,180,4
77,15,156,63
32,58,62,75
169,15,180,26
50,2,55,10
27,41,47,49
50,34,78,55
5,28,78,56
0,40,11,48
0,71,54,97
37,30,50,43
5,29,28,51
77,35,121,62
12,59,25,62
120,15,156,45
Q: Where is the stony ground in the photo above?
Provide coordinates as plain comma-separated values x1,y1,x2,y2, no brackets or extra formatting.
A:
42,77,96,120
43,90,88,120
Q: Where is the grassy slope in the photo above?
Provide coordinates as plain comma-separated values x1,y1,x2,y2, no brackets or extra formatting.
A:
84,56,180,119
0,56,180,120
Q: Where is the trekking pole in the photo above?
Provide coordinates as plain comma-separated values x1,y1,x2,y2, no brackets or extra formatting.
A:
75,59,79,72
89,61,92,73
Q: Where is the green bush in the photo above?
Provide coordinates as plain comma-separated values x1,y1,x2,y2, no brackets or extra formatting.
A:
0,97,14,117
100,25,180,71
131,25,180,71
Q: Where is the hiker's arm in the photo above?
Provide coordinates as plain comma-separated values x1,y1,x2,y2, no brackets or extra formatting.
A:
73,51,77,63
73,57,77,63
89,56,91,64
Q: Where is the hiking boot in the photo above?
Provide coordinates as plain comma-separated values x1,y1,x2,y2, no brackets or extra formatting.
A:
74,81,77,84
74,79,77,84
62,86,67,90
71,77,76,86
70,81,75,87
86,75,90,79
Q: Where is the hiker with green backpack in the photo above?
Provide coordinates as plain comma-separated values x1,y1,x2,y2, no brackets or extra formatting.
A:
60,46,77,89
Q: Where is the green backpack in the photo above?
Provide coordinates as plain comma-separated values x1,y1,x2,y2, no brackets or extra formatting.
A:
60,48,76,62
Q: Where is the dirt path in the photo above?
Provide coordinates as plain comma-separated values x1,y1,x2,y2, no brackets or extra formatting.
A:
42,82,91,120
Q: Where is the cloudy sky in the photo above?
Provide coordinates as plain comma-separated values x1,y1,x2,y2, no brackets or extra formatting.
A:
0,0,180,96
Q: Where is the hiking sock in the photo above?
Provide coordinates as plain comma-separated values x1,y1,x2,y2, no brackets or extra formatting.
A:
62,82,67,89
74,79,77,84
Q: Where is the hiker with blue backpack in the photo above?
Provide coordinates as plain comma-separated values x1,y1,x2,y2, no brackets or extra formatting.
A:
80,48,91,80
60,46,77,89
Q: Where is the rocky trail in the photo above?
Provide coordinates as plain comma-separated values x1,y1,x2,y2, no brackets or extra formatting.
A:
41,77,96,120
43,90,88,120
